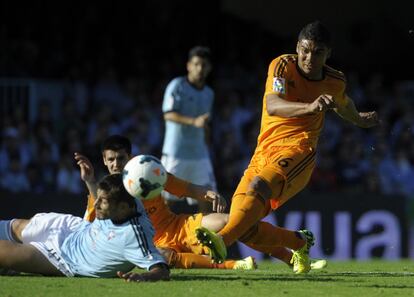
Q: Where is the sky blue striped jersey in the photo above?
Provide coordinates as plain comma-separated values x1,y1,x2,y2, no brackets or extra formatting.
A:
60,202,165,278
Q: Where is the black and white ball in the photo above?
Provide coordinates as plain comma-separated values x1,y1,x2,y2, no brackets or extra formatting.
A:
122,155,167,200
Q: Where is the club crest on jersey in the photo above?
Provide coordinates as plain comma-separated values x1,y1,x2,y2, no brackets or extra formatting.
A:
273,77,286,94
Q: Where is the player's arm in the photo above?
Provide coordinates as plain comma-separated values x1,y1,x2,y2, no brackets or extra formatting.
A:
164,111,210,128
117,263,170,282
333,95,379,128
163,79,210,128
75,153,98,222
266,93,336,118
74,152,97,198
165,173,226,212
265,56,336,117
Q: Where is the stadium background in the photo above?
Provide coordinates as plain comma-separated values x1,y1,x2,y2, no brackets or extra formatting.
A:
1,0,413,260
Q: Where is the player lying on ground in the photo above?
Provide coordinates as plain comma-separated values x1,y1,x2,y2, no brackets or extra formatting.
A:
78,135,326,271
0,174,170,282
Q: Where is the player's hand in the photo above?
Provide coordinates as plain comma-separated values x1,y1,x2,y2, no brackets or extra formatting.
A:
357,111,379,128
74,152,95,183
117,271,145,282
117,271,154,282
205,190,227,213
193,113,210,128
117,266,170,282
308,94,336,113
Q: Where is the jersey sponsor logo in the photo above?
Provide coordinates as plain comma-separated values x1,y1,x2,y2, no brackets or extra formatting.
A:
272,77,286,94
107,231,116,240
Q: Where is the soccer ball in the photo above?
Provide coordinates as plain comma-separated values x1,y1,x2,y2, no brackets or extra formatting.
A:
122,155,167,200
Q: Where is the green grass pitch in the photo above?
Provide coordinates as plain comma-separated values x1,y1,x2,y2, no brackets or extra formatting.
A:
1,260,413,297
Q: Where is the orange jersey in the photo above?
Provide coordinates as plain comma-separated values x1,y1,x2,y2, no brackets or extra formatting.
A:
142,195,177,241
143,174,191,241
257,54,348,152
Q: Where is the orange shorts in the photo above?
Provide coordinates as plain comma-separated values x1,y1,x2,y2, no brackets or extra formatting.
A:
153,213,207,255
233,146,316,212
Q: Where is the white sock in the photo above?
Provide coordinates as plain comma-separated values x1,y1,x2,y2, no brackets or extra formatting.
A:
0,220,17,242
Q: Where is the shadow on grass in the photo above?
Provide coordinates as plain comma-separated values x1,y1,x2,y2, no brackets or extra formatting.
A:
170,270,414,283
171,274,343,282
356,284,414,289
320,272,414,278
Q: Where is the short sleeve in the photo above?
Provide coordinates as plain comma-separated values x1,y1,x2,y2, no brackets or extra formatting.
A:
335,84,349,107
325,66,349,108
162,79,181,113
264,56,289,97
164,173,189,198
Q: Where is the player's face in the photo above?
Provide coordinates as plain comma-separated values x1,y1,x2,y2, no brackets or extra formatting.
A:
296,39,331,79
103,149,131,174
95,189,127,220
94,190,117,219
187,56,212,85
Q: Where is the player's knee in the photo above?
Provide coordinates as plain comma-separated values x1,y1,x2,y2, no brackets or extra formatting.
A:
215,213,229,231
201,213,229,232
11,219,30,243
248,177,273,201
0,219,28,243
249,173,284,201
221,213,229,225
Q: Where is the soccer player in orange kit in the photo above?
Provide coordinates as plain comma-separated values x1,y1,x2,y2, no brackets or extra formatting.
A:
196,20,379,273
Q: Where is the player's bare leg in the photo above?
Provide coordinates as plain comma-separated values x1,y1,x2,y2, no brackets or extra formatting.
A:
0,240,63,276
10,219,30,243
201,213,229,232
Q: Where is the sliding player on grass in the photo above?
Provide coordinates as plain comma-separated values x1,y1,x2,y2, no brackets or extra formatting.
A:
0,174,170,282
78,135,326,270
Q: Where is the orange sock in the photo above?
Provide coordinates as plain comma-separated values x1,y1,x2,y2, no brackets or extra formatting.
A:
219,194,266,246
172,253,236,269
270,247,293,266
241,221,305,251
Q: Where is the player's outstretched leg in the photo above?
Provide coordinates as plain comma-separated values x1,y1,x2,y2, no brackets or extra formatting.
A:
195,227,227,263
290,230,315,274
233,256,257,270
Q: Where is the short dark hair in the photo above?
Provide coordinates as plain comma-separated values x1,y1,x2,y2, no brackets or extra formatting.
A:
101,135,131,154
97,173,135,207
188,46,211,62
298,21,331,47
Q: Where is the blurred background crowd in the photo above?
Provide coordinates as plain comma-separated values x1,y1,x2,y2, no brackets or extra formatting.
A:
1,1,414,207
